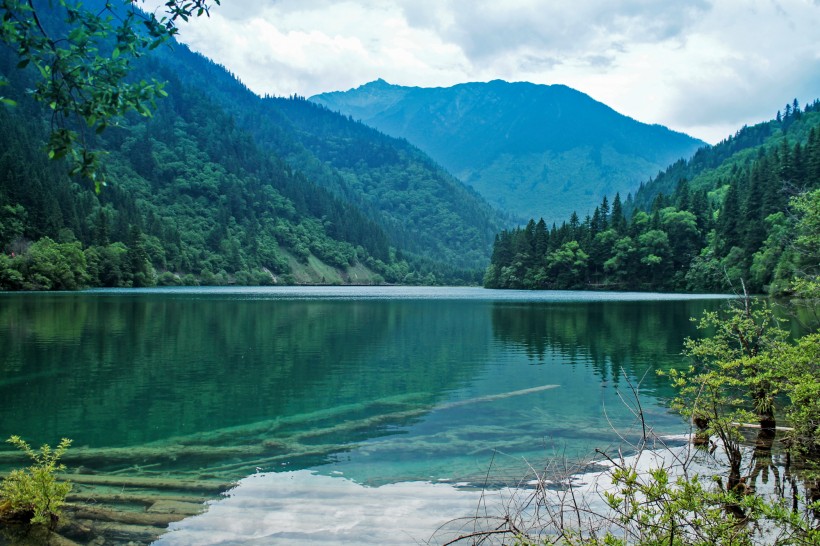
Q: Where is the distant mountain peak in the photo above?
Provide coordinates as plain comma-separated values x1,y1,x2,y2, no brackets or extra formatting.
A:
310,80,705,223
360,78,392,89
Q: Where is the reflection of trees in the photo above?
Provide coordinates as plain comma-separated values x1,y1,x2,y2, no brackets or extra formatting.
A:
491,300,726,394
0,295,489,450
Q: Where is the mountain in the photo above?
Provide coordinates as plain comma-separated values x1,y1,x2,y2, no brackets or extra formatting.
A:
311,79,705,224
133,47,507,273
0,6,505,290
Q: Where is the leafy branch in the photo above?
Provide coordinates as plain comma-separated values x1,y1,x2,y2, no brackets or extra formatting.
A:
0,0,219,186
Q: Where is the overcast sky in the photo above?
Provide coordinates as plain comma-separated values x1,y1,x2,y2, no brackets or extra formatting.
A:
156,0,820,144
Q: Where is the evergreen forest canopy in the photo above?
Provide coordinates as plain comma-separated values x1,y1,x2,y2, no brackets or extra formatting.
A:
0,1,504,290
485,100,820,294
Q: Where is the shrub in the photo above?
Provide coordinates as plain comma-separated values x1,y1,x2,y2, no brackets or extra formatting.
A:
0,436,72,525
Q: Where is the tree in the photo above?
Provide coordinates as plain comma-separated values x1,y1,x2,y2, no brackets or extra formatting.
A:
0,0,220,183
610,192,626,234
637,229,671,287
16,236,89,289
546,240,588,288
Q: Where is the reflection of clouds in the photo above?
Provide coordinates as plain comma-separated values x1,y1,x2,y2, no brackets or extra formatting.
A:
155,444,720,545
156,470,488,545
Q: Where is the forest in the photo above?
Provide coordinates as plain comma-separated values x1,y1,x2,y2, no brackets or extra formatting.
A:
485,100,820,294
0,1,502,290
2,0,819,295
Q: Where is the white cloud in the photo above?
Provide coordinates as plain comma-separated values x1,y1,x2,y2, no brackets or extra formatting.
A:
155,0,820,143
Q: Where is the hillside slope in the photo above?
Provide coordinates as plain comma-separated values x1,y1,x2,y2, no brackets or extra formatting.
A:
148,49,505,272
0,7,507,289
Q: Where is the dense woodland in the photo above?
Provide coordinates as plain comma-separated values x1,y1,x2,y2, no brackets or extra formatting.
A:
485,101,820,294
0,4,503,290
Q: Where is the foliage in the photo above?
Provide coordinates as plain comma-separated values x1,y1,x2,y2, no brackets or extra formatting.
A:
2,237,90,289
663,298,792,479
486,104,820,293
0,7,497,288
779,333,820,457
0,436,72,525
507,463,820,546
0,0,219,182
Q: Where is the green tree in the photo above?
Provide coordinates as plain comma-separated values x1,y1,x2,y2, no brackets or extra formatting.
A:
545,240,588,288
0,203,25,248
603,236,638,286
17,236,88,289
636,229,671,287
0,0,220,181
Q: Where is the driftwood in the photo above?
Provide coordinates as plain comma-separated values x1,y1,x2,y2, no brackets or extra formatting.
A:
732,422,795,431
146,500,204,516
70,519,165,544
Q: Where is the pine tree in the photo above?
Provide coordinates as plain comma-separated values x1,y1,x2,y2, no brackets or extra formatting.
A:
610,193,626,235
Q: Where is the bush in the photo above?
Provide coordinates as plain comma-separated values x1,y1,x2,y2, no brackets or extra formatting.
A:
0,436,72,525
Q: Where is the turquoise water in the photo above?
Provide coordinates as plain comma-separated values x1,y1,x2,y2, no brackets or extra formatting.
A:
0,286,731,481
0,287,732,543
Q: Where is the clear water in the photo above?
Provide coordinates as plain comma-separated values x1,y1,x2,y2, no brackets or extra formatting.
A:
0,287,732,543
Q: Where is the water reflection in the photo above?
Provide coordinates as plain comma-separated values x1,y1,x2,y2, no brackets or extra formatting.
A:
490,299,726,394
0,294,491,457
0,288,736,544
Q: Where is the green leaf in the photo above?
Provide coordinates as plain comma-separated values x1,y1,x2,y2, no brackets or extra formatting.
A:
0,97,17,107
112,47,120,59
16,58,29,69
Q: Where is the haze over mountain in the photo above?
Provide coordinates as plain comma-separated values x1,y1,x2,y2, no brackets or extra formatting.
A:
311,80,706,223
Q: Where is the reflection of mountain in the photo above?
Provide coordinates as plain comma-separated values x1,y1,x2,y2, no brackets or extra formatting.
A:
490,300,725,394
0,293,491,458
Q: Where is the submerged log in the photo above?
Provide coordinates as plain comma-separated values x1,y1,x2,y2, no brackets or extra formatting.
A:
66,491,208,507
67,504,186,527
147,500,204,516
73,519,164,544
64,473,233,493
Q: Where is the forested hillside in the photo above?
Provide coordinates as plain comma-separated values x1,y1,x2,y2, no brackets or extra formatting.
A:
147,47,505,272
311,79,704,224
0,6,504,290
485,101,820,294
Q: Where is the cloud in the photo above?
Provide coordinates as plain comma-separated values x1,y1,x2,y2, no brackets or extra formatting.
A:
152,0,820,143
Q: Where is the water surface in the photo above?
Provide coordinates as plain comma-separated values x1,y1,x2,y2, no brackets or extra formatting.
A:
0,287,732,543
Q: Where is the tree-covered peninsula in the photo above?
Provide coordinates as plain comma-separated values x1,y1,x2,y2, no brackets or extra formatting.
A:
485,100,820,294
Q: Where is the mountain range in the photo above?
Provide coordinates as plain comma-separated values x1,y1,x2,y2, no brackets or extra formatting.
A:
311,79,705,223
3,2,816,293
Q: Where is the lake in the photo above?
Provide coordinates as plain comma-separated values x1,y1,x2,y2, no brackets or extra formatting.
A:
0,287,732,544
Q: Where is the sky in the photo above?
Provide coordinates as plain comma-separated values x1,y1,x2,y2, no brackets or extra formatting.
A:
154,0,820,144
